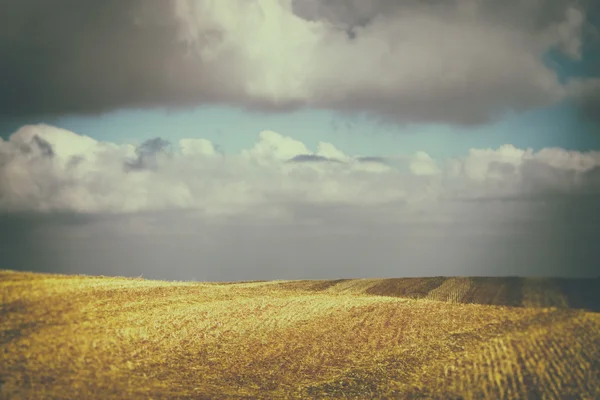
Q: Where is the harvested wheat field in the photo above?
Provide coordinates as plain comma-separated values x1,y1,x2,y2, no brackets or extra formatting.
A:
1,270,599,399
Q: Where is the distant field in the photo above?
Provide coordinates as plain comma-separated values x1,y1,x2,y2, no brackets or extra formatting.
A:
1,270,599,399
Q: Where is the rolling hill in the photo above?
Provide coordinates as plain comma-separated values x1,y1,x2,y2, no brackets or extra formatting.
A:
1,270,599,399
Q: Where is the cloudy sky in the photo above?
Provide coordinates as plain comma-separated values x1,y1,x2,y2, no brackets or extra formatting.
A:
1,0,600,281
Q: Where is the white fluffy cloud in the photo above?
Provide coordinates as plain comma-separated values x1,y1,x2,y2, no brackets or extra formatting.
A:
1,124,600,217
179,138,218,156
2,124,600,279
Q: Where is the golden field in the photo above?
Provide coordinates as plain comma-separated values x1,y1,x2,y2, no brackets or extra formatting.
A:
1,270,599,399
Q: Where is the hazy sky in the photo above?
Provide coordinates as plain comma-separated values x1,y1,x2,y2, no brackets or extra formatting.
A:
1,0,599,280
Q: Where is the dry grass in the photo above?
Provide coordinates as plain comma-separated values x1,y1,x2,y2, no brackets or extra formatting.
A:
1,270,599,399
425,278,473,303
522,279,570,309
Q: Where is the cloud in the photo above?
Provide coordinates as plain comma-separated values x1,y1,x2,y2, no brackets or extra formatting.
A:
567,77,600,122
179,138,218,156
287,154,341,164
1,123,599,279
409,151,440,176
125,137,172,171
1,0,598,124
2,124,600,215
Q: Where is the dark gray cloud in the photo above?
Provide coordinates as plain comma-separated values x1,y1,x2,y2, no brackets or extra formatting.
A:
1,0,598,124
356,156,388,164
287,154,342,164
2,198,598,280
569,77,600,122
1,1,182,116
30,135,55,158
125,137,171,171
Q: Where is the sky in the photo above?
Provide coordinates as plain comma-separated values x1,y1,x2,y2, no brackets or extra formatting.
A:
1,0,600,281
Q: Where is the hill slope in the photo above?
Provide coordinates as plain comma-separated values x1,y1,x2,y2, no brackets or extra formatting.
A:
276,276,600,311
1,270,599,399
